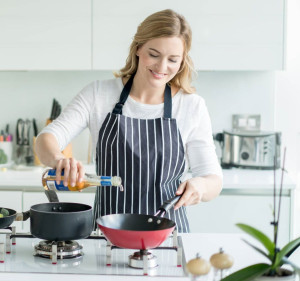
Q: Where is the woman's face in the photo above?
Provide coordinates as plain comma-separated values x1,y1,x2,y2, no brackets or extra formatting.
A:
136,36,184,88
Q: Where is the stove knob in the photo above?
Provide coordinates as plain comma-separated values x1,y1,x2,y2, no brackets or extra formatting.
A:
241,152,249,160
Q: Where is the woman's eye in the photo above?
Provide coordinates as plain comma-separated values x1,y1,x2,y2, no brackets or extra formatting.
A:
149,53,158,58
169,59,177,63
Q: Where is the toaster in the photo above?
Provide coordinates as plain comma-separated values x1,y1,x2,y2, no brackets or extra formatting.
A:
215,130,281,169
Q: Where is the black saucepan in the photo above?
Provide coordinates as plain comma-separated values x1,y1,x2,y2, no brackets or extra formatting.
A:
30,202,93,241
0,190,93,241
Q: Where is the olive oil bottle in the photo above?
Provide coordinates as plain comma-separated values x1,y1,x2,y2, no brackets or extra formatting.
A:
42,169,123,191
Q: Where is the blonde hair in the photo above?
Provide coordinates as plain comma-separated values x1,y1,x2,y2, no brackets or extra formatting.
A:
115,9,196,94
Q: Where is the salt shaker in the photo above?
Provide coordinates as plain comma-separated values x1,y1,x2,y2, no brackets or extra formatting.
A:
186,253,211,280
210,248,234,281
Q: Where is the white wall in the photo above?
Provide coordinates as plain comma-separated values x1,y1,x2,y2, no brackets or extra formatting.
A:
0,71,275,162
194,71,275,132
0,71,114,162
274,0,300,238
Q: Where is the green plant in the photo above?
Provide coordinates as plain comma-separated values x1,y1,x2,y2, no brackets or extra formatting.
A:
0,148,7,164
222,148,300,280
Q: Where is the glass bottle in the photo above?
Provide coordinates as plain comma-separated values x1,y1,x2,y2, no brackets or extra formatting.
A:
42,169,123,192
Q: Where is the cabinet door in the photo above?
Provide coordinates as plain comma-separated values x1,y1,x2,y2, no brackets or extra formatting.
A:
178,0,285,70
93,0,284,70
93,0,179,70
187,194,290,247
22,191,95,232
0,191,23,231
0,0,91,70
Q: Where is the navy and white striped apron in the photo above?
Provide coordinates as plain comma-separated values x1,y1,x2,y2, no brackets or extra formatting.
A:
93,75,190,233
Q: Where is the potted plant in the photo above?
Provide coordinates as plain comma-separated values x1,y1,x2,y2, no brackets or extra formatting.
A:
222,149,300,280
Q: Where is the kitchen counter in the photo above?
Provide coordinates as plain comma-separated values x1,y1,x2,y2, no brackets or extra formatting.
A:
0,164,296,192
0,233,299,281
0,164,97,191
0,165,297,244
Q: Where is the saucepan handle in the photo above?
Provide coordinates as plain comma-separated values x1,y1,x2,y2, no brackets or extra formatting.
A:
15,210,30,221
155,195,181,217
44,190,59,203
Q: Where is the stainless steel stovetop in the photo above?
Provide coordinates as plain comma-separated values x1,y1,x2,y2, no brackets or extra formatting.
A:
0,228,186,277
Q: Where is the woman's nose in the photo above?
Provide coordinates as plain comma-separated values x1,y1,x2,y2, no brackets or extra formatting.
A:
155,58,168,72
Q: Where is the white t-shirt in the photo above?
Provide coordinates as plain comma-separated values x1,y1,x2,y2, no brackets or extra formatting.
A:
40,78,222,180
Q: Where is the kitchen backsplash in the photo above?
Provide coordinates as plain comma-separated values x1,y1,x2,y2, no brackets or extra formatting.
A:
0,71,275,162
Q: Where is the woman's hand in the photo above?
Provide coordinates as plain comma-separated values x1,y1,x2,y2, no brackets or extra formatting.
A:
35,133,86,188
174,175,222,210
174,177,206,210
55,157,85,187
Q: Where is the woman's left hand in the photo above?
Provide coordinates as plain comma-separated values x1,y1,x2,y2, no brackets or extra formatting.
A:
174,177,206,210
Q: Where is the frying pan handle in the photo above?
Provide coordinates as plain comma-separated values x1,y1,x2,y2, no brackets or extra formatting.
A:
15,211,30,221
156,195,181,217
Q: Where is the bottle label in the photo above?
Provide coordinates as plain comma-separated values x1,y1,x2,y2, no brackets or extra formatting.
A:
46,181,56,191
46,180,69,191
100,181,112,186
48,169,64,176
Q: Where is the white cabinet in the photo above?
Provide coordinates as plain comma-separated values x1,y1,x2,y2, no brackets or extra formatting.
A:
22,191,95,232
93,0,285,70
178,0,285,70
0,191,23,231
0,0,285,70
0,0,91,70
92,0,179,70
188,193,291,247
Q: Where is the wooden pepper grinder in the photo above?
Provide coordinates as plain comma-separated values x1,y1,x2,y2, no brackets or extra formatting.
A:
210,248,234,281
186,253,211,280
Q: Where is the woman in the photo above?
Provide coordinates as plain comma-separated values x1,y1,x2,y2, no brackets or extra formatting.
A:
35,9,223,233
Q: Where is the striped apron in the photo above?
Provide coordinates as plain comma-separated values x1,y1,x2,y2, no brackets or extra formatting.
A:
93,75,190,233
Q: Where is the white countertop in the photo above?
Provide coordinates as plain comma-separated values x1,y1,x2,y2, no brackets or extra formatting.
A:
0,233,299,281
0,164,296,191
222,168,296,190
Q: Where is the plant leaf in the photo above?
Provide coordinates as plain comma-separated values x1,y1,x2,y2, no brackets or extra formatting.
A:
282,256,300,278
221,263,271,281
242,238,273,261
273,237,300,268
285,238,300,258
236,223,275,254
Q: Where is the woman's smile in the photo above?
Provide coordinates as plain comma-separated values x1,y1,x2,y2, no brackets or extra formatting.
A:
149,69,167,79
136,36,184,88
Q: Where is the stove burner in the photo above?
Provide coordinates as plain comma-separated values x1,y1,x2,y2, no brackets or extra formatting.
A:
34,240,83,264
129,250,158,269
105,230,182,275
37,240,81,252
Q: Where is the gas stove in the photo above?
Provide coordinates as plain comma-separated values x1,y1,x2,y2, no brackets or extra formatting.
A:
0,229,187,277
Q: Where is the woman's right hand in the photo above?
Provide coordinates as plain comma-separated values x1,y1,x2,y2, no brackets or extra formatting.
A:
54,157,85,187
35,133,85,187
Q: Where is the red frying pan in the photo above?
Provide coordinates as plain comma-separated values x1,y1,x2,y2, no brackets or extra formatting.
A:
97,196,180,250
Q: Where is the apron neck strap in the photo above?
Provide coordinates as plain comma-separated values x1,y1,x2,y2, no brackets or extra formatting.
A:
112,74,172,118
